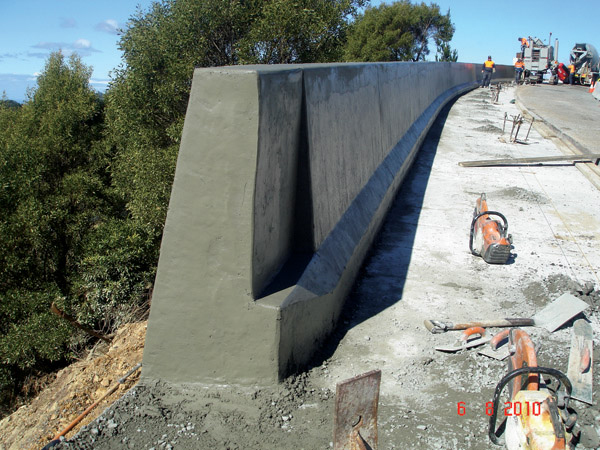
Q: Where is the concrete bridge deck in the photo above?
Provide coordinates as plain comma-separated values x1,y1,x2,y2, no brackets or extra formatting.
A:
517,83,600,157
305,83,600,448
59,83,600,450
517,83,600,190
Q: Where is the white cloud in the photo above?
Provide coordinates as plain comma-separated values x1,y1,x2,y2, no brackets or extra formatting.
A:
90,78,110,91
95,19,120,35
74,39,92,50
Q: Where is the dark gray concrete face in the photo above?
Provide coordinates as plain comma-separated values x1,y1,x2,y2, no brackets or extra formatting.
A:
142,62,514,385
252,70,303,298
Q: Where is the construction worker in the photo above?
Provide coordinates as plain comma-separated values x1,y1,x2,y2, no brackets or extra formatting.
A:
568,61,576,85
514,58,524,83
481,56,495,88
518,37,529,56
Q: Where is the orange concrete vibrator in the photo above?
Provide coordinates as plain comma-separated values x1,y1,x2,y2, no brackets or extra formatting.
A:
469,193,512,264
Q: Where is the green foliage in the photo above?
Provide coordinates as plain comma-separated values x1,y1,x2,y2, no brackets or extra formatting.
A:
436,42,458,62
238,0,366,64
1,53,108,291
71,218,156,332
0,287,70,368
106,0,218,237
344,1,455,62
0,52,113,409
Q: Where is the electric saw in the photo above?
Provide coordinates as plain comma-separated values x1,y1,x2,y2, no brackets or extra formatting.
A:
469,193,512,264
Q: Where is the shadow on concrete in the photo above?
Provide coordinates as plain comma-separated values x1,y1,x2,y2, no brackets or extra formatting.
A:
257,82,316,300
308,97,459,369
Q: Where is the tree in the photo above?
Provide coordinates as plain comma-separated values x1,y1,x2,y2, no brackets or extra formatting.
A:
436,42,458,62
0,52,110,412
343,1,455,62
238,0,366,64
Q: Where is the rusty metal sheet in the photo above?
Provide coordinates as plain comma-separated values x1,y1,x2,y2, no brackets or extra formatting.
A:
334,369,381,450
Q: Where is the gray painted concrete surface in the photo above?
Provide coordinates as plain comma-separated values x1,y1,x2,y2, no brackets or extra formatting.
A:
142,62,515,385
516,83,600,155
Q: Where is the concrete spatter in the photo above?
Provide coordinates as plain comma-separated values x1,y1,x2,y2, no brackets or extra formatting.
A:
57,85,600,449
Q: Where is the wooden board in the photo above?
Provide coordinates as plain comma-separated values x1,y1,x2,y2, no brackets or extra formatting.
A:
459,154,600,167
567,319,593,405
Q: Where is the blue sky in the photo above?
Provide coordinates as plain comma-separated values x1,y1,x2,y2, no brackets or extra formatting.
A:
1,0,155,102
414,0,598,67
1,0,597,102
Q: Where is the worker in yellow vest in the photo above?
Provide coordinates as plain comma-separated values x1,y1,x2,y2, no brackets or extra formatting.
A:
567,62,576,85
514,58,524,84
481,56,495,88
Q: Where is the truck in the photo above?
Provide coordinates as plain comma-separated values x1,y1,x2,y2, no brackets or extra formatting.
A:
569,43,599,85
519,37,556,84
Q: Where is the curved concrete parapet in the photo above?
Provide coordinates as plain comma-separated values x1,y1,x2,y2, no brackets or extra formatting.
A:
142,62,514,385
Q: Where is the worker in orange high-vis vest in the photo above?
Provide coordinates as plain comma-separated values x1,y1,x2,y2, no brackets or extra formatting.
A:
514,58,524,83
481,56,495,88
518,37,529,56
568,62,576,85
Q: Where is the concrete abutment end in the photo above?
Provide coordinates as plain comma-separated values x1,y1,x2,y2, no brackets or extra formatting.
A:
141,62,514,385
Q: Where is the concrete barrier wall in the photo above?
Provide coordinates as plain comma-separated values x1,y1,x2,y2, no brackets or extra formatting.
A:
142,62,514,385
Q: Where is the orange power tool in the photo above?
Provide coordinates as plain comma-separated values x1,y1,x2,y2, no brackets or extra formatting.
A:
469,193,512,264
488,329,575,449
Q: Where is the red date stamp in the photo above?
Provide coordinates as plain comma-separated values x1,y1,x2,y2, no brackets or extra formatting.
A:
457,401,542,416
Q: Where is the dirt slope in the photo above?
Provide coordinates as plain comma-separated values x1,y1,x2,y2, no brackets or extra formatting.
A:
0,322,146,450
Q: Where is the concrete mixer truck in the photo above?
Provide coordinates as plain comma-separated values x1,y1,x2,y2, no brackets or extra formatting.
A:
570,43,599,85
